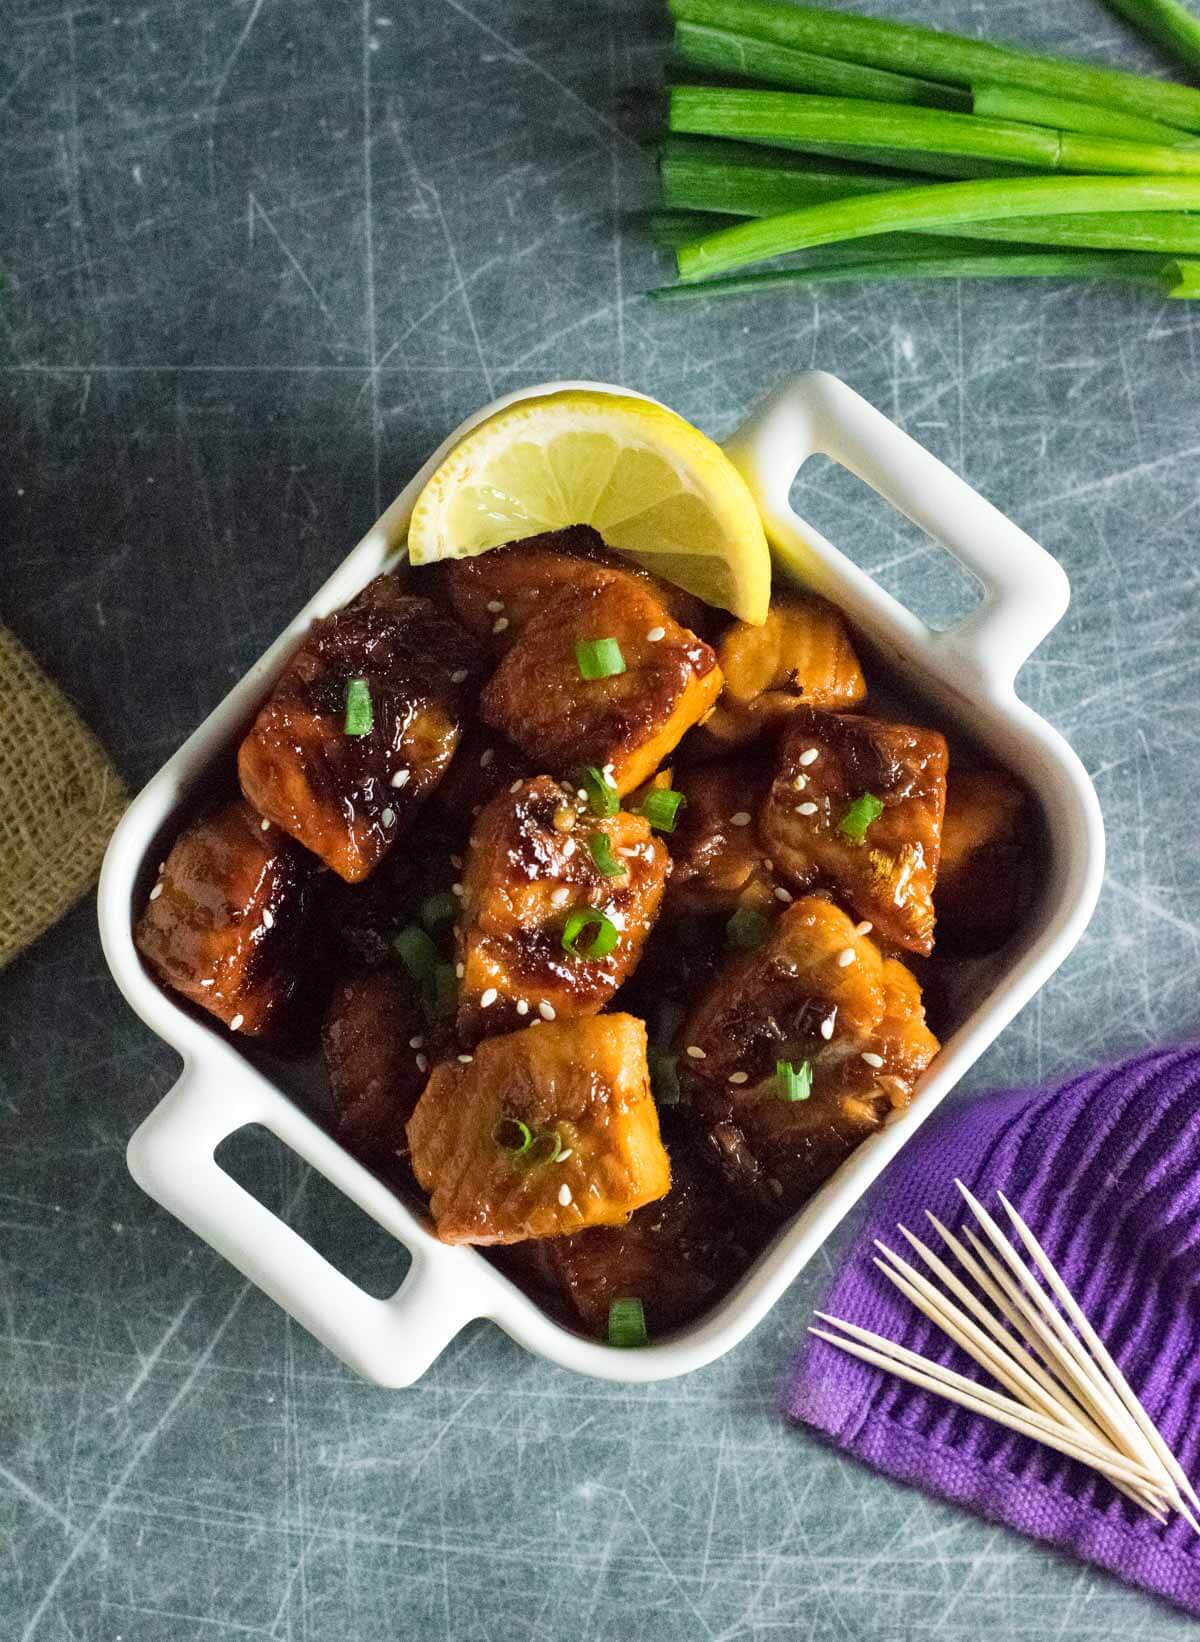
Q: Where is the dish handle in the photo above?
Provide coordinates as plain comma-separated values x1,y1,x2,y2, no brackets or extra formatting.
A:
723,370,1069,692
126,1064,487,1386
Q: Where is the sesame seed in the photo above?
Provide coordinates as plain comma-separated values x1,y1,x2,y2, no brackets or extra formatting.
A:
774,886,793,903
261,818,271,830
768,1177,784,1199
416,1053,429,1072
455,962,465,978
381,807,396,827
451,668,469,684
821,1013,836,1040
558,1183,573,1206
148,883,163,900
486,599,505,613
229,1014,244,1032
730,811,752,827
200,978,214,987
492,616,509,634
861,1051,885,1068
516,999,529,1016
261,909,274,930
728,1071,749,1085
539,1001,556,1021
603,763,616,779
391,768,410,788
646,626,666,642
450,854,463,869
451,883,465,897
799,748,819,767
457,1054,474,1064
686,1045,706,1060
763,857,774,871
796,802,818,816
558,1148,573,1162
837,947,856,968
510,779,523,793
409,1035,425,1049
529,1018,543,1028
562,838,576,858
480,987,498,1008
792,774,808,791
158,861,165,873
854,920,873,937
479,748,495,768
551,887,570,907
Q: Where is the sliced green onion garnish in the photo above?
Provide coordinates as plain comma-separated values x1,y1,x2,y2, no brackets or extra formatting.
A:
524,1131,564,1167
588,832,626,878
429,961,459,1020
562,906,620,959
636,788,686,833
573,765,620,817
838,793,886,842
344,677,373,737
420,890,459,930
494,1117,533,1155
648,1045,683,1106
575,637,626,680
391,924,437,982
607,1295,648,1348
776,1058,813,1102
726,904,771,949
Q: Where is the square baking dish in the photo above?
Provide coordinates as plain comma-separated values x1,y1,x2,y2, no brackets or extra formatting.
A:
98,370,1104,1385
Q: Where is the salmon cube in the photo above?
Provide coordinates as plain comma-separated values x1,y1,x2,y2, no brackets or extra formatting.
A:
666,756,791,918
456,776,669,1044
323,968,431,1170
238,576,478,882
430,526,709,654
703,592,867,747
531,1114,769,1336
135,800,316,1039
683,906,939,1213
681,895,887,1087
406,1014,671,1245
760,709,948,954
936,768,1032,955
481,574,722,796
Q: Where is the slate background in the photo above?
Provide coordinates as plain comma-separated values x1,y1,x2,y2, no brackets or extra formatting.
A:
3,0,1200,1637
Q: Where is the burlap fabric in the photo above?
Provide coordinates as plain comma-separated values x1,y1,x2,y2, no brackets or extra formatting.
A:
0,624,127,968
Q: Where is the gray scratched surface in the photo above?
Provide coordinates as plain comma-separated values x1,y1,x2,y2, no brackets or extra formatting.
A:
2,0,1200,1637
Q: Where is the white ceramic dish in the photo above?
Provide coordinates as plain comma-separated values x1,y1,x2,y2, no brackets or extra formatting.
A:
98,371,1104,1386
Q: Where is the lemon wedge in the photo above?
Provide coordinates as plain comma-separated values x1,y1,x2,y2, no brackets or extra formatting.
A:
406,390,770,623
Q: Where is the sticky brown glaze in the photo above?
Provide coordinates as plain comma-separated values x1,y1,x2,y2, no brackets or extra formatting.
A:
428,722,531,837
430,525,710,653
481,573,723,797
317,832,463,971
238,575,478,883
760,709,948,955
935,768,1032,955
702,592,867,748
135,800,316,1039
666,756,790,918
682,902,938,1213
406,1014,671,1245
456,776,669,1045
681,896,887,1089
323,968,432,1174
530,1112,772,1335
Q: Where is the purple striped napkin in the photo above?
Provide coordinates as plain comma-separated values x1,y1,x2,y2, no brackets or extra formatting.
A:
785,1044,1200,1618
